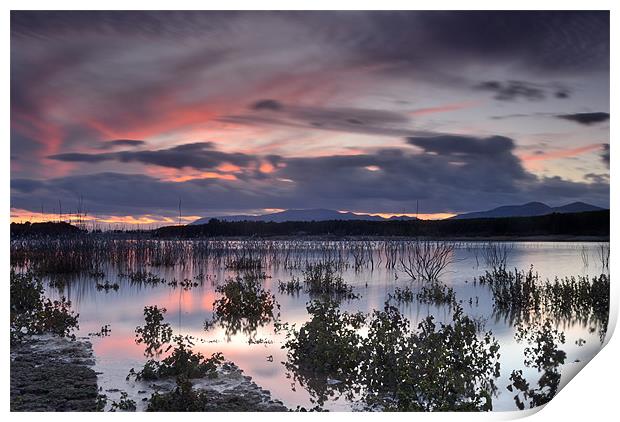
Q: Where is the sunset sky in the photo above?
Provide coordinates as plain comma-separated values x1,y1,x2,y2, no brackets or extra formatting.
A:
11,11,610,225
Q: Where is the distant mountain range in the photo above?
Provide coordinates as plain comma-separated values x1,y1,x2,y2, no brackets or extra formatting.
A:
190,208,417,225
189,202,605,225
451,201,604,220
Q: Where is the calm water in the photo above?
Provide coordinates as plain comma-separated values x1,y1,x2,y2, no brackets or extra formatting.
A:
43,241,609,411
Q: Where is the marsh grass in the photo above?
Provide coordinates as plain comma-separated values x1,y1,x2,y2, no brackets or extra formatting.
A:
479,267,609,339
302,262,359,300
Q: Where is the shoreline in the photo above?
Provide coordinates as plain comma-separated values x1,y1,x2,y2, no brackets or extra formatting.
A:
10,334,288,412
10,335,99,411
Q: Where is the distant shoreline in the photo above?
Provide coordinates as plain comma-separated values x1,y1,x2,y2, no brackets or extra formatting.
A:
10,210,610,241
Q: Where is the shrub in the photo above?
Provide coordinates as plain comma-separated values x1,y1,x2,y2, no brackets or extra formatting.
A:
283,301,501,411
205,274,279,340
507,320,566,409
361,304,500,411
302,262,358,300
134,306,173,357
10,270,79,342
415,282,456,306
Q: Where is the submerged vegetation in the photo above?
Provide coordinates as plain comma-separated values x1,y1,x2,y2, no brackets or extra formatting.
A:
134,306,173,357
283,301,501,411
415,282,457,306
479,267,609,340
399,241,456,281
10,270,79,342
302,262,359,300
9,233,610,412
132,306,223,381
204,273,280,340
508,320,567,409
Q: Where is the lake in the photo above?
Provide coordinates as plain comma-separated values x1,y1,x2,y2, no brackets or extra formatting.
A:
33,239,610,411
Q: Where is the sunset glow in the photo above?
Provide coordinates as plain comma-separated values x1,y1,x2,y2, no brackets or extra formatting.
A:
11,11,609,225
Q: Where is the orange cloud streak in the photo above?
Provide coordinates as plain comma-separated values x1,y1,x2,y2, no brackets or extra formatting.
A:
520,143,605,162
10,208,200,226
410,101,480,116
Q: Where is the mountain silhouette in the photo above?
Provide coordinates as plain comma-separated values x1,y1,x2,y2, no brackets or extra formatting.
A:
451,201,604,220
190,208,417,225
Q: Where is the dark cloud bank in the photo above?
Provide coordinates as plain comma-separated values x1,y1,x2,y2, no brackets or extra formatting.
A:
556,112,610,125
10,11,610,218
11,136,609,217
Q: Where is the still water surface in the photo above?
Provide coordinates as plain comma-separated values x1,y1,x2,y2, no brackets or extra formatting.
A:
45,241,609,411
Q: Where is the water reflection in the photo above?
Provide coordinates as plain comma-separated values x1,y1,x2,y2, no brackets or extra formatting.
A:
24,240,610,411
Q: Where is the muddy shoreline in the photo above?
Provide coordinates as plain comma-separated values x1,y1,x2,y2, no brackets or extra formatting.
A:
11,335,288,412
10,335,99,411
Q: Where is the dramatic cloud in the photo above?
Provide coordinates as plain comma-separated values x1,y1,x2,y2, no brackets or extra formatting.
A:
601,143,610,167
99,139,146,149
221,100,422,138
12,138,609,218
473,81,569,101
556,112,610,125
11,11,609,220
49,142,265,171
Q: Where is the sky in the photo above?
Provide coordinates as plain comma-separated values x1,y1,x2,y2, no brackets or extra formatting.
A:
10,11,610,226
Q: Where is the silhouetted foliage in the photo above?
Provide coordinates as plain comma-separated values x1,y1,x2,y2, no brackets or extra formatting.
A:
10,270,79,342
134,306,173,357
131,307,223,381
480,268,609,340
507,320,566,409
282,301,501,411
152,210,609,239
204,273,280,340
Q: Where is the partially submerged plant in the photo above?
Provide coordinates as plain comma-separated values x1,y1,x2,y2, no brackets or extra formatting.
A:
482,242,512,274
415,282,457,306
399,241,456,282
205,273,280,340
146,376,209,411
282,300,500,411
283,300,366,405
10,270,79,342
479,267,609,340
121,270,166,286
277,277,303,295
360,303,500,411
96,281,120,292
389,286,415,303
109,391,137,412
131,307,224,382
134,305,173,357
130,335,223,381
507,320,566,409
302,262,359,300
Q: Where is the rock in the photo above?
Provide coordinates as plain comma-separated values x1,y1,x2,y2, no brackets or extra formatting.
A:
10,335,98,411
